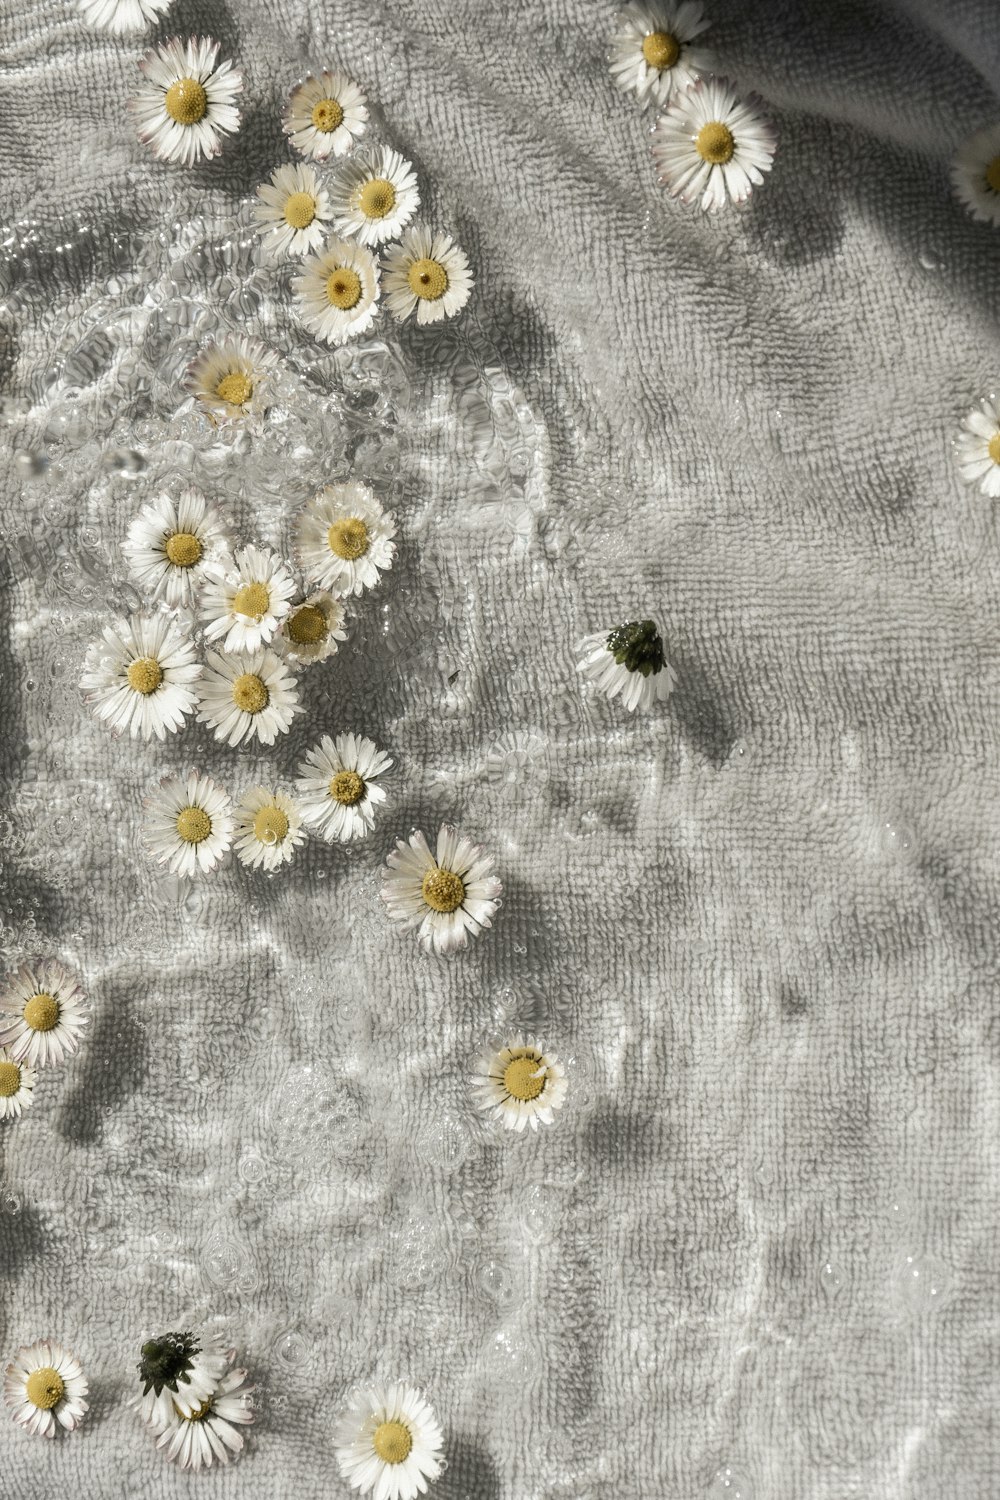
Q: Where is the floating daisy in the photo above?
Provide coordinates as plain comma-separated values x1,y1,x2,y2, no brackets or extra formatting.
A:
233,787,306,871
957,393,1000,496
150,1358,254,1471
3,1341,88,1438
470,1035,568,1134
197,648,301,748
0,960,88,1069
952,124,1000,228
381,825,502,955
283,69,368,161
382,225,473,326
133,1331,229,1430
80,612,201,741
292,238,381,346
200,544,296,653
334,1382,444,1500
130,36,242,167
186,335,278,426
295,733,392,844
80,0,172,32
276,591,347,666
123,487,231,608
295,482,396,596
0,1049,36,1121
608,2,712,109
576,619,677,712
650,76,776,211
253,163,333,258
328,146,420,247
144,771,234,879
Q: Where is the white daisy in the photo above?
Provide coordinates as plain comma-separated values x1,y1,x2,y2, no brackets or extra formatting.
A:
0,959,89,1069
956,393,1000,496
333,1382,444,1500
576,619,677,712
186,335,278,425
80,612,201,741
253,163,333,259
200,544,296,653
283,69,368,161
80,0,172,32
122,487,231,608
276,591,347,666
233,787,306,871
608,2,712,109
292,238,381,346
197,648,301,748
133,1331,229,1429
149,1358,254,1470
382,225,473,326
144,771,234,879
952,124,1000,228
130,36,242,168
381,825,502,956
0,1049,36,1121
650,75,777,211
295,733,392,844
470,1035,568,1134
295,482,396,596
3,1341,88,1438
328,146,420,247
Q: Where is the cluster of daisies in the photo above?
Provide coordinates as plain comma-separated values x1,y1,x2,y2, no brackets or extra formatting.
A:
0,960,88,1127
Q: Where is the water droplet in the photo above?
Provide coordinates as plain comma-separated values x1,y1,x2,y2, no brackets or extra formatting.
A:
711,1466,755,1499
892,1252,954,1316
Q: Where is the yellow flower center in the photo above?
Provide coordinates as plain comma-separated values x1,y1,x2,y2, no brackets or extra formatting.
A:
985,155,1000,194
287,604,328,645
164,77,208,126
326,267,363,310
642,30,680,70
176,807,211,844
284,191,317,230
185,1397,214,1422
329,769,365,805
127,656,163,695
253,806,289,844
26,1368,64,1411
989,432,1000,465
372,1420,413,1465
165,531,203,567
232,673,269,714
0,1061,21,1098
233,581,270,620
503,1053,546,1102
311,97,344,133
24,992,59,1032
358,177,397,219
327,517,369,560
421,867,465,913
215,372,253,408
407,257,449,301
696,121,736,165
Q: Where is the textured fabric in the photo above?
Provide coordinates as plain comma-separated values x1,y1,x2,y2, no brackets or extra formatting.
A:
2,1,999,1497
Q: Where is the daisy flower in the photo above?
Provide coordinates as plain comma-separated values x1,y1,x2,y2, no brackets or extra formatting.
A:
382,225,473,326
197,648,301,748
576,619,677,712
650,76,777,211
150,1359,254,1471
608,2,712,109
333,1382,444,1500
253,163,333,258
122,487,231,608
276,591,347,666
956,393,1000,496
328,146,420,247
295,733,392,844
470,1035,568,1134
283,69,368,161
295,482,396,596
80,0,172,32
80,612,201,741
186,335,278,425
144,771,233,879
133,1331,229,1429
233,788,306,871
200,544,296,653
292,238,381,346
0,959,89,1069
381,825,502,956
952,124,1000,228
3,1341,88,1438
0,1049,36,1121
130,36,242,168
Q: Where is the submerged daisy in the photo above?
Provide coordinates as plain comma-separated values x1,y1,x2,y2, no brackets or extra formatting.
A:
382,225,473,326
144,771,234,879
577,619,677,712
200,544,296,653
333,1382,444,1500
150,1358,254,1471
471,1035,568,1133
283,69,368,161
956,393,1000,496
295,733,392,844
133,1330,229,1430
197,648,301,748
123,487,230,608
3,1341,88,1438
651,76,776,211
952,124,1000,228
295,482,396,596
609,1,712,109
0,960,88,1069
80,612,201,741
130,36,242,167
186,335,278,425
328,146,420,246
292,238,381,346
0,1049,36,1121
80,0,172,32
276,591,347,666
253,162,333,258
233,788,306,871
381,825,502,955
